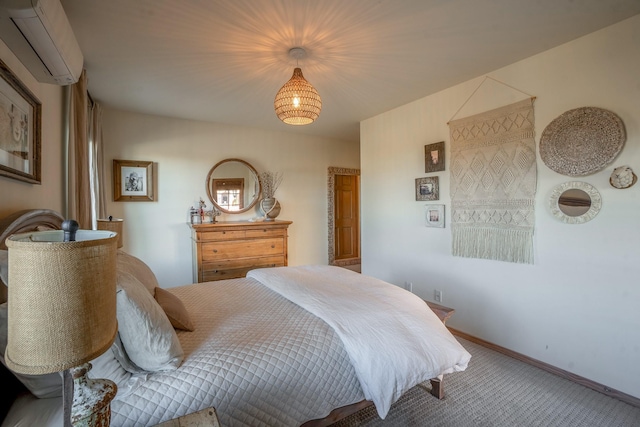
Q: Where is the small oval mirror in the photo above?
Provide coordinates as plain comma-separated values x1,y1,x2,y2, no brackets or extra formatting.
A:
549,181,601,224
558,189,591,217
206,159,261,214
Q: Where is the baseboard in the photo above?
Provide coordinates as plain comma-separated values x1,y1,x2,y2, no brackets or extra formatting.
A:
449,328,640,409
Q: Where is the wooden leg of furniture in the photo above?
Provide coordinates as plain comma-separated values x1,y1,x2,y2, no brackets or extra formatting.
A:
429,374,445,399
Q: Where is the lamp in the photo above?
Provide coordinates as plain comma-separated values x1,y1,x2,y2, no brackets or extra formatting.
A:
97,215,124,248
274,47,322,125
5,220,118,426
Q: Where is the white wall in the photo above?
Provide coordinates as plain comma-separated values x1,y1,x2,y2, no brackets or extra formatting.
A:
361,15,640,399
0,40,65,217
101,109,359,288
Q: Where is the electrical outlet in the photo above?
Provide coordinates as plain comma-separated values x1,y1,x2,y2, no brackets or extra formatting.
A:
434,289,442,302
404,281,413,292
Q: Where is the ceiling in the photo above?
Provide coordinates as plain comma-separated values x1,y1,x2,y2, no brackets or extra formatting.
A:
59,0,640,143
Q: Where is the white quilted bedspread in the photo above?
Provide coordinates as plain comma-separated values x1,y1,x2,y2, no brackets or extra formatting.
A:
110,277,365,427
248,266,471,419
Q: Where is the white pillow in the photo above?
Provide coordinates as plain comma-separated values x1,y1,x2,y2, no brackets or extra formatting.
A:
116,270,184,372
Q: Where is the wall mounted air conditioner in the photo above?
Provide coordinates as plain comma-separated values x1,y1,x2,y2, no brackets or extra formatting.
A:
0,0,83,85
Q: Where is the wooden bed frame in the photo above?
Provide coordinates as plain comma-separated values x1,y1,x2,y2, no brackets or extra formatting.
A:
0,208,447,427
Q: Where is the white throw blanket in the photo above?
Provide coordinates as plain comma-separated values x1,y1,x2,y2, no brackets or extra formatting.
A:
247,265,471,418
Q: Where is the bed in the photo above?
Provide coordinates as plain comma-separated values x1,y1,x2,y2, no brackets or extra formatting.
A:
0,209,471,427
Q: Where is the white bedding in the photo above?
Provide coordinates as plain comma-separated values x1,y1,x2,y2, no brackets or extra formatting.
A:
248,265,471,418
3,266,470,427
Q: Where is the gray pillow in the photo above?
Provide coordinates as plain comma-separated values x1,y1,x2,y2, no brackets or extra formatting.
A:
116,270,184,372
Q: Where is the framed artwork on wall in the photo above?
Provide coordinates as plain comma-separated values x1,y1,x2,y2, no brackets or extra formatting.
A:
424,141,445,173
113,159,155,201
425,204,445,228
0,59,41,184
415,176,439,201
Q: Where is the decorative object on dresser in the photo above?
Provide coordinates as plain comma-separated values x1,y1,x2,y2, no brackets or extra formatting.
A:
610,165,637,189
539,106,626,177
0,58,42,184
449,98,537,264
190,220,292,282
206,158,261,214
113,159,155,201
259,170,283,220
5,219,118,426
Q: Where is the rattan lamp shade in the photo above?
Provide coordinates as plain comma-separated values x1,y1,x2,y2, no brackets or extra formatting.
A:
274,67,322,125
97,217,124,248
5,230,118,375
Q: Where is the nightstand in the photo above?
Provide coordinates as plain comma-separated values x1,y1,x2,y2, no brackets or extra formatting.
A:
154,407,220,427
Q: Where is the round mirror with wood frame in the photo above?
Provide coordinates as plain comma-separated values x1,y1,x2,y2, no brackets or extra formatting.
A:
206,158,261,214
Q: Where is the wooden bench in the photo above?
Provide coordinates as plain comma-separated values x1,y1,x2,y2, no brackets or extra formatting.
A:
425,300,455,399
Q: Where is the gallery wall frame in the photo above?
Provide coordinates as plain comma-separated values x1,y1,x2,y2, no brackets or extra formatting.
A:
425,204,445,228
425,141,445,173
0,59,41,184
113,159,155,201
415,176,439,201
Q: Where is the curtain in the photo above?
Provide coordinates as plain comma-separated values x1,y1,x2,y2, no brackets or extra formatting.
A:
89,102,107,227
67,70,106,229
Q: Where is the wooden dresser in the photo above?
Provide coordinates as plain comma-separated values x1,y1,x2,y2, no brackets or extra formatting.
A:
190,220,292,282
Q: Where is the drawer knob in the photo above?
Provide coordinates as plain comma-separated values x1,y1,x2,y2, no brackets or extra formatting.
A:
213,249,218,253
271,244,275,248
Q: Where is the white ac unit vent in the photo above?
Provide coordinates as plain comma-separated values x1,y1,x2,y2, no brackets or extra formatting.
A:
1,0,83,85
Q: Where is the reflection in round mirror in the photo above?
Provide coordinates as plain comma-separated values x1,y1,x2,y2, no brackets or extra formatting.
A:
549,181,601,224
558,189,591,217
206,159,261,214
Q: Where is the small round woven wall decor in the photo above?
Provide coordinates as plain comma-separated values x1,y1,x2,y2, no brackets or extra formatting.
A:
539,107,626,176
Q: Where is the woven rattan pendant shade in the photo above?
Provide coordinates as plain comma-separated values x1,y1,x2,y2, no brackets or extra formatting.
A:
274,67,322,125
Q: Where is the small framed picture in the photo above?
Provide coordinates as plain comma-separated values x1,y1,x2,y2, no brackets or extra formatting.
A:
113,159,155,201
415,176,439,201
425,141,445,173
425,204,445,228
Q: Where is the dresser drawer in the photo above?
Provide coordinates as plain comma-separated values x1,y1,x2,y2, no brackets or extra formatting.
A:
197,230,246,241
201,239,284,261
201,257,285,282
245,228,285,239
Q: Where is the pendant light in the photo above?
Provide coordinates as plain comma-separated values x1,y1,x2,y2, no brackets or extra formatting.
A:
274,47,322,125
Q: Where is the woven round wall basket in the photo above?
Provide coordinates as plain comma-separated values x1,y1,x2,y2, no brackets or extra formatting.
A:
539,107,626,176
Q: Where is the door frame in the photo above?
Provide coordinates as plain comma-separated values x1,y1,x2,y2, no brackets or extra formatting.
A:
327,167,361,267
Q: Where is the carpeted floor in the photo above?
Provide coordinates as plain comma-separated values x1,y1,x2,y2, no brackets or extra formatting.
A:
330,338,640,427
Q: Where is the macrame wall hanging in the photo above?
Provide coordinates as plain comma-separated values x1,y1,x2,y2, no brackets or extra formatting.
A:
448,77,537,264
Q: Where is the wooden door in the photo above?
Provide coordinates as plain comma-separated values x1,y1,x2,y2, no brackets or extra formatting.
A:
334,174,360,261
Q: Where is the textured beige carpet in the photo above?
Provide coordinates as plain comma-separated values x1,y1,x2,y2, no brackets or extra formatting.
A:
330,338,640,427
